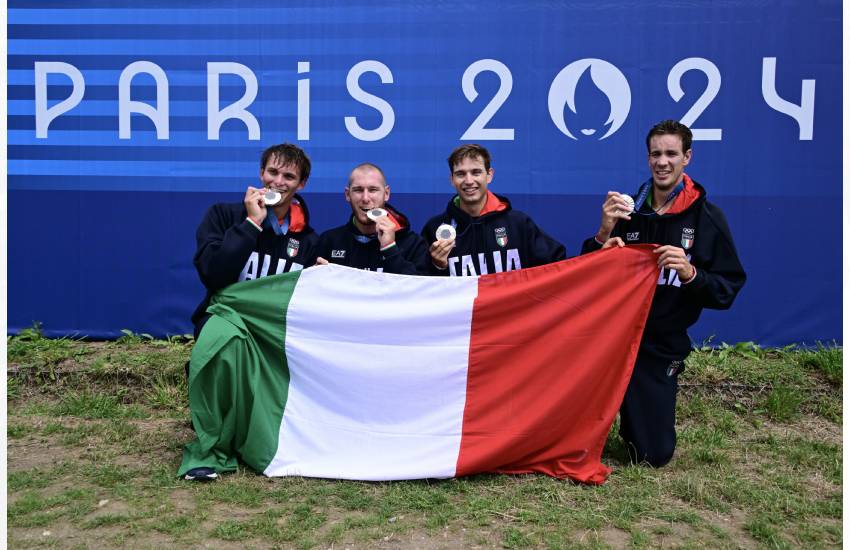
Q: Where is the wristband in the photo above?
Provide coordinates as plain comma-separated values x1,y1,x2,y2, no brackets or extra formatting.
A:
379,241,397,252
246,217,263,232
682,266,697,284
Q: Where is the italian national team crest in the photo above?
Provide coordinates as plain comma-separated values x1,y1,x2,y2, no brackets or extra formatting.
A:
495,227,508,247
667,360,683,377
287,238,300,258
681,228,695,249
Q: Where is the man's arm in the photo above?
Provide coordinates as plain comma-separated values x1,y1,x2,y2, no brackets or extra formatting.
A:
194,190,266,291
382,232,430,275
581,191,631,254
524,216,567,265
311,231,333,267
681,205,746,310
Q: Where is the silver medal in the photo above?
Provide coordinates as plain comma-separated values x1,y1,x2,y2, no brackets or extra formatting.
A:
366,208,387,221
263,190,282,206
435,223,456,241
619,193,635,214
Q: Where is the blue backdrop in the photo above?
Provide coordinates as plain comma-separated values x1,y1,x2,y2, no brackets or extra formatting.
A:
7,1,842,345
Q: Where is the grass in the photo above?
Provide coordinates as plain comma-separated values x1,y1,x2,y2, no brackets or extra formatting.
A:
6,334,842,548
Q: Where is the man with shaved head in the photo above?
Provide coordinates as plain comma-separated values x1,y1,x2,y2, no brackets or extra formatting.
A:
315,163,428,274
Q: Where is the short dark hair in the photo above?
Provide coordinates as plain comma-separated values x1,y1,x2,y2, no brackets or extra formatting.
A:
260,143,311,183
347,163,387,187
645,120,692,154
448,144,491,172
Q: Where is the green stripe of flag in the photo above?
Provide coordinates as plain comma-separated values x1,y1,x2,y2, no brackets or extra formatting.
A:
178,270,302,476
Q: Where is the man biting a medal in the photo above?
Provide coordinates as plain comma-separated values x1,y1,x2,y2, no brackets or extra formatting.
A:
581,120,746,468
314,163,428,274
191,143,319,339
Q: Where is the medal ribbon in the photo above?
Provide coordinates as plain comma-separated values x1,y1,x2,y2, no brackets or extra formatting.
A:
269,212,290,235
631,178,684,217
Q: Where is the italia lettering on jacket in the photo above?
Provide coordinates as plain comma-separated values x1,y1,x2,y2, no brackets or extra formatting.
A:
657,253,692,288
239,251,303,281
448,248,521,276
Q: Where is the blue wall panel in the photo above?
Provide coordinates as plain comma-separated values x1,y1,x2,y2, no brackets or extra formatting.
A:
7,1,842,345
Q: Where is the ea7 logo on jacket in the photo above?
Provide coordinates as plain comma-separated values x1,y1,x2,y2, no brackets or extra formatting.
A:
681,228,695,249
495,227,508,247
331,250,346,259
626,232,640,242
287,238,300,258
239,252,303,281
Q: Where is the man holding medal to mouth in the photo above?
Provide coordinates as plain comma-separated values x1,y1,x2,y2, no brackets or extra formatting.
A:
314,163,428,274
581,120,746,468
191,143,319,339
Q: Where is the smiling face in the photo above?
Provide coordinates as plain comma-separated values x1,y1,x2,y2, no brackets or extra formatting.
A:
648,133,691,194
450,155,494,216
345,166,390,230
259,155,305,207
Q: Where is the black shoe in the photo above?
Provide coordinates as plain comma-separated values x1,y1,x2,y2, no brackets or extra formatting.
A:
184,467,218,482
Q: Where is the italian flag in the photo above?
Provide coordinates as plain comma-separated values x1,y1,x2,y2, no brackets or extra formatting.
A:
179,245,658,484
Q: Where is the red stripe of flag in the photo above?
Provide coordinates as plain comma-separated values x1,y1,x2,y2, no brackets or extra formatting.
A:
455,245,659,484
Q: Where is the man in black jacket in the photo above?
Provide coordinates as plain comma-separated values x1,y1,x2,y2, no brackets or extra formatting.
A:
315,163,428,274
422,144,565,276
581,120,746,467
192,143,319,338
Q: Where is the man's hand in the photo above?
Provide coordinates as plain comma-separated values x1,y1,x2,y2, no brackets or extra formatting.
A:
602,237,625,249
653,245,695,281
374,216,397,249
429,239,454,270
315,257,329,266
244,186,268,225
595,191,632,243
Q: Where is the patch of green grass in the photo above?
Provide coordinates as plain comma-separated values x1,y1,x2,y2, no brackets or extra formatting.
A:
278,504,328,541
762,385,805,421
212,519,252,541
9,469,55,491
745,513,791,548
55,391,147,420
5,337,843,548
80,463,138,488
8,422,28,439
116,329,156,345
812,396,842,423
686,343,813,388
8,376,20,399
330,481,377,510
7,324,93,385
796,342,842,385
201,478,268,507
9,488,98,527
502,526,532,548
144,375,186,411
82,514,134,529
766,436,841,484
151,514,195,536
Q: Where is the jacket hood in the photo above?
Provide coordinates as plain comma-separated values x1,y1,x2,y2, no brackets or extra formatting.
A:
634,174,705,217
256,192,313,233
447,191,512,221
664,174,704,215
